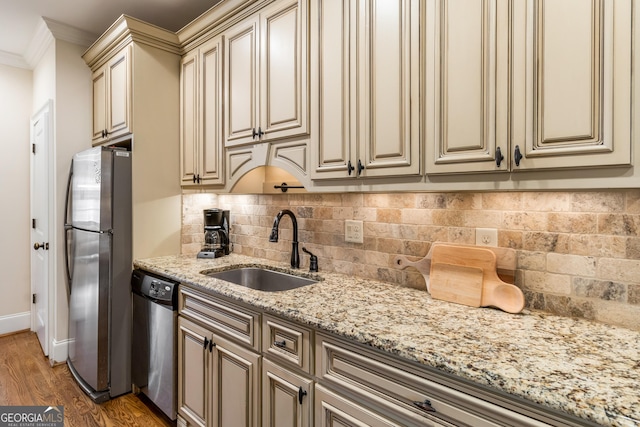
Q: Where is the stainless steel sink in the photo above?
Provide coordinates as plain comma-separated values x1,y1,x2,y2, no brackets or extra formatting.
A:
204,267,318,292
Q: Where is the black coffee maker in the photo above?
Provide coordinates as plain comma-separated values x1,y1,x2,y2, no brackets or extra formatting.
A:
197,209,230,259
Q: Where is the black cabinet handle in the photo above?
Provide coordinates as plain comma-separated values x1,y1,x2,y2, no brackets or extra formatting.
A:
193,175,196,183
496,147,504,167
347,160,355,175
357,159,365,176
514,145,523,166
274,340,286,348
209,340,216,352
203,337,209,349
298,387,307,405
413,399,436,413
252,127,264,139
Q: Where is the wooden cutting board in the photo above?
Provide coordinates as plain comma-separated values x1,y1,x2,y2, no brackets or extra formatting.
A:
393,242,517,292
430,245,525,314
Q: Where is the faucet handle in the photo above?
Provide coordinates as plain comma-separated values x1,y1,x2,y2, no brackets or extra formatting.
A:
302,247,318,272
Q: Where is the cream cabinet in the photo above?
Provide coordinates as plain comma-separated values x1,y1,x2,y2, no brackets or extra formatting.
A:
178,286,262,427
425,0,509,174
83,16,181,260
178,316,211,427
91,45,131,145
311,0,420,180
263,359,313,427
426,0,632,174
315,333,557,427
510,0,632,170
224,0,309,147
180,36,225,186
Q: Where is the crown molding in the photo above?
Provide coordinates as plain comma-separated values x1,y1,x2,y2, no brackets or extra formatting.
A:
23,17,98,69
0,50,30,69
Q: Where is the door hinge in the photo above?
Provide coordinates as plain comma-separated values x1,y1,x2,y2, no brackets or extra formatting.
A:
32,218,36,229
32,143,36,154
32,294,36,304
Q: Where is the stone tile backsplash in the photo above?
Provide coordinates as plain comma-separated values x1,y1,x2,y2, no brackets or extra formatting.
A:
182,190,640,330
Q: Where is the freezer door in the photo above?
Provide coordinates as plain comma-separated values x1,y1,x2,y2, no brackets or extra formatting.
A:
70,147,113,232
67,228,111,393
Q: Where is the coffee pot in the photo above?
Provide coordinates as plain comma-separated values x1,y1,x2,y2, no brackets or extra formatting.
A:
197,209,230,259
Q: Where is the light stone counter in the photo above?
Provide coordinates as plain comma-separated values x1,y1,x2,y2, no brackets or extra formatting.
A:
134,254,640,427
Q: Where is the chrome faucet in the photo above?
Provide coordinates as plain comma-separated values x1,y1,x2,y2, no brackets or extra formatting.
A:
269,209,300,269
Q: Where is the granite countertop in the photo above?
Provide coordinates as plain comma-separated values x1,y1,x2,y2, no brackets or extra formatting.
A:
134,254,640,427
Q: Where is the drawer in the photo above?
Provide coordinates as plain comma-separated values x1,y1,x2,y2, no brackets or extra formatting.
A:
179,285,260,351
262,314,312,373
316,333,550,427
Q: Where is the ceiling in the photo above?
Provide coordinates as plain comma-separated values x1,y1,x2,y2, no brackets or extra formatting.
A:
0,0,220,63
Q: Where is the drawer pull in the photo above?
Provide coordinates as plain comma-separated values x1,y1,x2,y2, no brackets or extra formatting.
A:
274,340,287,348
413,399,436,413
203,337,209,350
298,387,307,404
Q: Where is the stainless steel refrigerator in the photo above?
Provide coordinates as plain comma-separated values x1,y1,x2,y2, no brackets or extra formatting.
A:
64,146,132,403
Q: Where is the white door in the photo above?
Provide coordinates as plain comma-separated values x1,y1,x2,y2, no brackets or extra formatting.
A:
30,101,52,355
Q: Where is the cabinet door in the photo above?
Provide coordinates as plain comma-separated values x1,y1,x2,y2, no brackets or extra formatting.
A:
262,359,312,427
106,46,131,138
357,0,420,177
211,334,261,427
311,0,355,179
225,16,260,147
199,36,225,185
511,0,632,170
426,0,510,173
180,50,199,185
178,317,211,427
91,66,107,143
260,0,309,142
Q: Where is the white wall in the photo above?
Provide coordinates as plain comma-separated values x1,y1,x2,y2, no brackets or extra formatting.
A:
51,39,92,349
0,64,33,333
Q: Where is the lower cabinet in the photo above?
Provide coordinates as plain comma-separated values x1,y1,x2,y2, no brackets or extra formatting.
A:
262,358,313,427
177,284,587,427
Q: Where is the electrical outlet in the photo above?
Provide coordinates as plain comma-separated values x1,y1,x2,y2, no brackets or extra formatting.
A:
476,228,498,247
345,220,364,243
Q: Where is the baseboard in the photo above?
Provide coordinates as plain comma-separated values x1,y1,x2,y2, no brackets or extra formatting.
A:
0,311,30,336
49,338,70,364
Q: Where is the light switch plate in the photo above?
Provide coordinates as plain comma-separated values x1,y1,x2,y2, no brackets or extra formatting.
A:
345,220,364,243
476,228,498,246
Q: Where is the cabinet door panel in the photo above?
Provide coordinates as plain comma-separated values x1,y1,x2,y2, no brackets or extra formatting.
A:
107,48,130,136
262,359,312,427
180,52,198,185
359,0,420,177
211,335,260,427
261,0,308,140
225,17,259,147
200,37,224,184
311,0,353,178
92,68,107,143
426,0,509,173
178,317,210,427
512,0,632,169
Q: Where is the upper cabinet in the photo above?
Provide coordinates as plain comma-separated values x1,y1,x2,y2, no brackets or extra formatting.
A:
224,0,309,147
311,0,421,180
425,0,510,174
426,0,632,174
180,36,225,186
91,46,131,145
511,0,632,171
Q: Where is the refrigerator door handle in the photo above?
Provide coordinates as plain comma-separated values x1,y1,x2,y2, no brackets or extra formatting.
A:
64,161,74,295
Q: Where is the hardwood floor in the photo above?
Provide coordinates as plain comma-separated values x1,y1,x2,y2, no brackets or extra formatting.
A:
0,331,174,427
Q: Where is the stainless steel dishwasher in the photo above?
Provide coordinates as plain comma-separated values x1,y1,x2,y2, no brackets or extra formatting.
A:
131,269,178,421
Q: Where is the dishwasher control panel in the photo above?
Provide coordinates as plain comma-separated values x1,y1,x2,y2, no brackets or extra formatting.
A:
131,269,178,308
